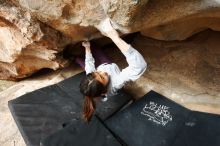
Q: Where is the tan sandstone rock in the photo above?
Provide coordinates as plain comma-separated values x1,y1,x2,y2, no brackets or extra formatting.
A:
140,0,220,40
10,0,220,41
0,0,149,79
0,2,71,80
10,0,149,40
2,0,220,79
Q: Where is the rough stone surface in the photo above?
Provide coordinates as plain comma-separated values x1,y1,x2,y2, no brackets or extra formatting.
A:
9,0,220,41
0,2,71,80
1,30,219,146
140,0,220,40
11,0,149,40
1,0,220,79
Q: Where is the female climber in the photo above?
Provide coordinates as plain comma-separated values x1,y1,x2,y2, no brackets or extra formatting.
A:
79,18,147,121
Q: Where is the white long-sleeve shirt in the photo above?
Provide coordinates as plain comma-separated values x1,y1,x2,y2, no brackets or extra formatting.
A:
85,45,147,96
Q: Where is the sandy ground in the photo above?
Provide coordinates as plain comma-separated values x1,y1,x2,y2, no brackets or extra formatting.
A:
0,30,220,146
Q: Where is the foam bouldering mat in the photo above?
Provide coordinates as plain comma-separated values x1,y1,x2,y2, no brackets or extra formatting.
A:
105,90,220,146
172,111,220,146
41,116,124,146
8,72,132,146
57,72,132,120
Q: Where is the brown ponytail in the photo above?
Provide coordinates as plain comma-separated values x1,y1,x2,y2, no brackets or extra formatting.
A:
80,73,108,122
83,96,95,122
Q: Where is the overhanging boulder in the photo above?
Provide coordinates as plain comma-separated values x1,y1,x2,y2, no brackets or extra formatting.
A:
0,2,71,80
11,0,220,41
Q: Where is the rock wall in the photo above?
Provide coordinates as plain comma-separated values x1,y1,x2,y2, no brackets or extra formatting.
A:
10,0,149,41
1,0,220,79
11,0,220,41
140,0,220,40
0,1,70,80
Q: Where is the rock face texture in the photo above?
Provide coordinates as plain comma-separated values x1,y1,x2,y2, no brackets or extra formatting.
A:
10,0,149,41
10,0,220,41
1,0,220,79
0,2,70,80
140,0,220,40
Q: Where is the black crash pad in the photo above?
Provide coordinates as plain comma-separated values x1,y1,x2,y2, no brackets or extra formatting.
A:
41,116,124,146
8,72,132,146
172,111,220,146
106,90,220,146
